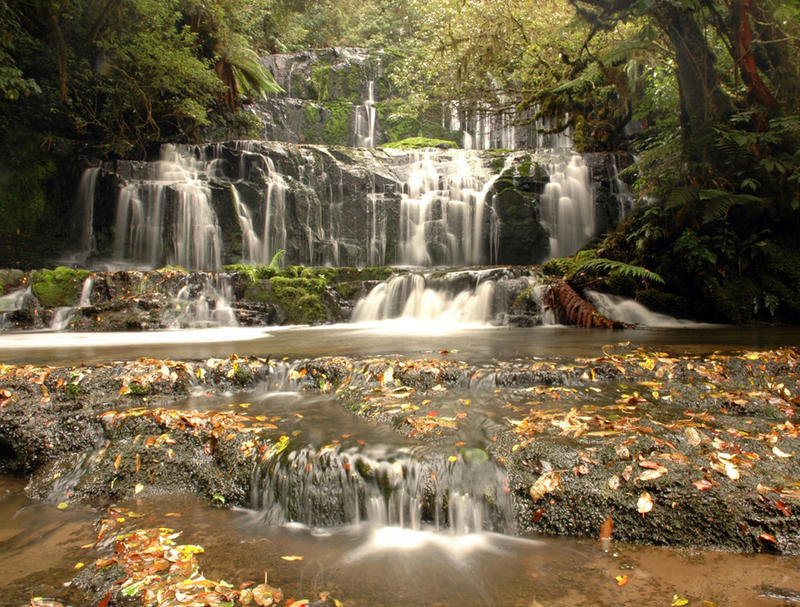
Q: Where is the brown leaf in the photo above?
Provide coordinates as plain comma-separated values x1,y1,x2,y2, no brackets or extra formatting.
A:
693,479,714,491
529,471,561,502
252,583,284,607
599,515,613,541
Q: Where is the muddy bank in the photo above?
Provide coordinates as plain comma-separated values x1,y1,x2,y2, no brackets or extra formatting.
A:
1,346,799,564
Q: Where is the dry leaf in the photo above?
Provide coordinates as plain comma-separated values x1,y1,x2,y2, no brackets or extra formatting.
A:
637,491,653,514
529,471,562,501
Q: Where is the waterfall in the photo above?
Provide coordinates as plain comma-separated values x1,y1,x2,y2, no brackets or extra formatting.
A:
262,157,288,265
354,80,378,148
165,273,239,328
231,185,262,264
78,277,93,307
585,291,695,327
352,273,495,326
540,155,595,258
397,151,494,266
251,443,513,533
76,167,100,262
112,145,222,270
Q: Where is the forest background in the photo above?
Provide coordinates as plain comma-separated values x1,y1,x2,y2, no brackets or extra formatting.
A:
1,0,799,323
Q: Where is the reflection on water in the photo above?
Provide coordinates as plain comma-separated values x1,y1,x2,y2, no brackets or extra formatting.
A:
2,324,800,366
2,483,797,607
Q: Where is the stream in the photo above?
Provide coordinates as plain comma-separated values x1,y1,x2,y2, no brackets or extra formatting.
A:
2,324,800,606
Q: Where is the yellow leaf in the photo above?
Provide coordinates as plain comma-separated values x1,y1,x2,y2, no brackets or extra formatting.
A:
134,483,144,494
57,502,68,510
74,562,84,570
773,446,793,458
281,555,303,561
448,455,458,463
671,595,689,606
615,575,628,586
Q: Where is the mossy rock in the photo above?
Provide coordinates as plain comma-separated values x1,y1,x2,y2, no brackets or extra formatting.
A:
335,281,362,300
381,137,458,149
321,101,355,146
0,269,24,295
30,266,91,307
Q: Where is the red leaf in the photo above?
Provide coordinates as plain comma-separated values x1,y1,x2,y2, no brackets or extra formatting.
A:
533,507,545,523
759,533,778,544
98,593,111,607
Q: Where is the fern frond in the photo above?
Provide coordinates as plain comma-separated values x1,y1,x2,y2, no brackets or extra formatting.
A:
698,190,768,223
665,185,699,210
575,257,665,285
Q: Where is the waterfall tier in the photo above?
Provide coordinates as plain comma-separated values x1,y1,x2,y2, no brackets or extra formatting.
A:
74,143,628,271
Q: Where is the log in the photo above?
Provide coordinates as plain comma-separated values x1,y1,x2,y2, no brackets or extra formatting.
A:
543,279,623,329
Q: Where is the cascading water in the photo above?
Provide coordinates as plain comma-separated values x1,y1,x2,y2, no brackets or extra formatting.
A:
165,273,239,328
251,442,513,533
76,167,100,262
113,145,223,270
397,150,496,266
353,80,378,148
539,154,595,258
352,272,496,326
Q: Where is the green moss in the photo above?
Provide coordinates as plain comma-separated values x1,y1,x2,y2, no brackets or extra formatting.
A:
30,266,90,307
357,266,394,281
311,65,331,101
518,160,532,177
0,269,24,294
268,276,329,324
233,363,253,386
321,101,353,146
381,137,458,149
128,381,150,396
335,281,362,300
65,383,80,400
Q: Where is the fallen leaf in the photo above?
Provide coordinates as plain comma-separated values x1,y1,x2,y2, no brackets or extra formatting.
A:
57,502,69,510
252,583,284,606
693,479,713,491
637,491,653,514
607,475,621,490
685,427,702,446
281,555,303,561
615,574,628,586
134,483,144,494
671,595,689,606
772,446,793,458
529,471,562,501
636,468,666,482
599,515,613,541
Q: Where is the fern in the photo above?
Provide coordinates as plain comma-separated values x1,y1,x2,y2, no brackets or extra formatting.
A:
665,185,699,210
574,257,665,285
698,189,767,224
268,249,285,270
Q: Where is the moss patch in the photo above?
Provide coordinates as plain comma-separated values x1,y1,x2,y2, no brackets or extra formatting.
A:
381,137,459,149
321,101,354,146
30,266,91,307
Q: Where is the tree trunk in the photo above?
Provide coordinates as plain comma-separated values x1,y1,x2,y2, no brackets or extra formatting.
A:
651,2,731,155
